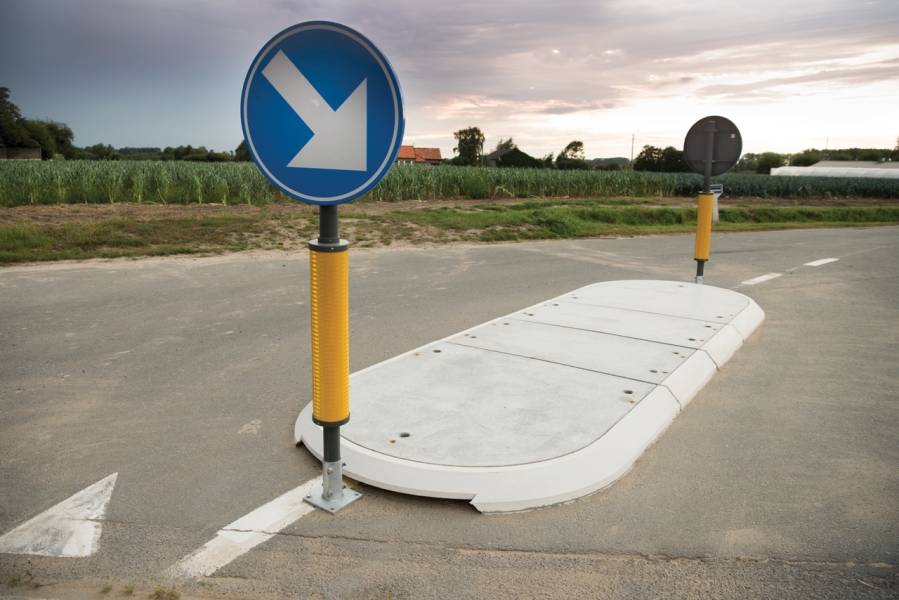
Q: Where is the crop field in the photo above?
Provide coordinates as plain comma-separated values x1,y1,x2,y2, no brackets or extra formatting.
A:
1,161,898,207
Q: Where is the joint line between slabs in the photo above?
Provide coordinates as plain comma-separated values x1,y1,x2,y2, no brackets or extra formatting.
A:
505,317,702,351
445,340,661,386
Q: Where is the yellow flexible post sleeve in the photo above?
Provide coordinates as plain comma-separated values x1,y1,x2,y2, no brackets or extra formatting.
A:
309,249,349,424
694,193,714,261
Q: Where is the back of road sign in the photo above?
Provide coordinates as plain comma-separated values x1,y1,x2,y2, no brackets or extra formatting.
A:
241,22,405,205
683,116,741,177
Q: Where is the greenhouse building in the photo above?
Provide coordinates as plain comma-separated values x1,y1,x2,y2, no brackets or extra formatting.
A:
772,160,899,179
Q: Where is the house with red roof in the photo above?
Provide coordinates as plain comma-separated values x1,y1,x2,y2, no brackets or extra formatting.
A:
395,145,442,166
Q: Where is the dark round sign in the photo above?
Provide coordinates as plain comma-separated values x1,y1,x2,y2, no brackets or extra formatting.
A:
683,116,742,177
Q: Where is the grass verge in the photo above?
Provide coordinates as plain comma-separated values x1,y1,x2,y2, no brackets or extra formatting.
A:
2,203,898,264
0,214,314,264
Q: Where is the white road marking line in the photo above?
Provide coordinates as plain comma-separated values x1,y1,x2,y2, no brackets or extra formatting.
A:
805,258,839,267
741,273,782,286
0,473,117,557
168,477,322,578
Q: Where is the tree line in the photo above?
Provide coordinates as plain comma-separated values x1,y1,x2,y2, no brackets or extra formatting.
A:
1,88,81,160
449,125,899,175
449,127,629,171
1,87,252,162
737,144,899,174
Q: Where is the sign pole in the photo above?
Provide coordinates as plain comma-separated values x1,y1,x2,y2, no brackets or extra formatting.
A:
693,120,715,284
241,21,404,515
683,115,741,286
304,205,361,513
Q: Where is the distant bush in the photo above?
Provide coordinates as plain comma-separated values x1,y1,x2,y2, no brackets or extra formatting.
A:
496,148,546,169
756,152,785,175
790,149,823,167
633,145,691,173
858,149,886,161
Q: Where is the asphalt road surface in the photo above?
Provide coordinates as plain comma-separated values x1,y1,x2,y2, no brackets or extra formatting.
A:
1,226,898,599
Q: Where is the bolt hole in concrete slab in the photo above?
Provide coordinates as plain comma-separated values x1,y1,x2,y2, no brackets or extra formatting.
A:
297,280,765,513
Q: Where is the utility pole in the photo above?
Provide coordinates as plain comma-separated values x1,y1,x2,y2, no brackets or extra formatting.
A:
630,131,640,170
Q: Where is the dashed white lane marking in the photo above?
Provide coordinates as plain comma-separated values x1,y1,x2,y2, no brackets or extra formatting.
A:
805,258,839,267
741,273,782,286
0,473,117,557
168,477,322,578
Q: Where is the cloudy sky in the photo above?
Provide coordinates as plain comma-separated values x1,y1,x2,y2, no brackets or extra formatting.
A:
1,0,897,160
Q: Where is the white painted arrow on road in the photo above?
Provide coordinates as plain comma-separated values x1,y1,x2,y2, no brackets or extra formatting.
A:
0,473,117,557
263,50,367,171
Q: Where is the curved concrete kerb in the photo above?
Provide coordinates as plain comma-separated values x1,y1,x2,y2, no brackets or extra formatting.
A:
296,280,764,513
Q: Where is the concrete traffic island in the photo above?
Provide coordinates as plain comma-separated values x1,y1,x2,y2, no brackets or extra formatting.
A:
296,280,764,513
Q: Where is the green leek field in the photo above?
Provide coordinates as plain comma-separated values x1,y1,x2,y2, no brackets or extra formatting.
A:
2,161,898,207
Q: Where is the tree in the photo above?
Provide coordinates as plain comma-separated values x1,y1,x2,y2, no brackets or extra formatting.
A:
162,145,194,161
755,152,784,174
660,146,690,172
86,143,119,160
493,137,516,152
0,87,24,148
1,89,81,159
633,145,690,172
858,149,884,161
587,157,629,169
556,140,590,170
183,146,210,161
632,145,663,172
735,153,759,172
18,119,57,159
790,149,822,167
207,149,232,162
559,140,585,160
117,147,162,160
542,153,555,168
41,120,79,159
452,126,485,166
235,140,252,161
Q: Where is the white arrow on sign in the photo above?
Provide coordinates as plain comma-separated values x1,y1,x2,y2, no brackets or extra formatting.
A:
262,50,367,172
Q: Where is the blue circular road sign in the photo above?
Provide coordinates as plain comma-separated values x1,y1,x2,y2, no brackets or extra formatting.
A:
241,22,405,205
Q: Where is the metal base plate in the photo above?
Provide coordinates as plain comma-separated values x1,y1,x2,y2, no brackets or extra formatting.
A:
303,488,362,514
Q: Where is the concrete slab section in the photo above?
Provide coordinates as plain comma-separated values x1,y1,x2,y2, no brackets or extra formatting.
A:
568,280,750,322
507,301,724,349
449,319,694,384
344,342,655,467
296,280,764,513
